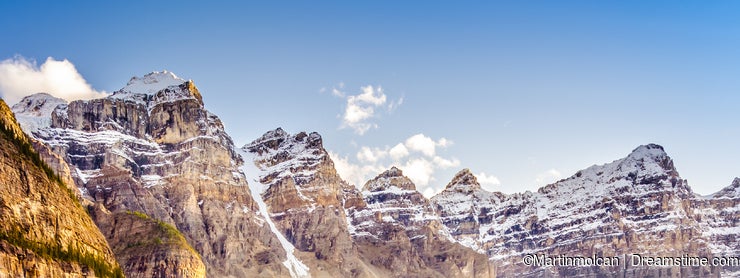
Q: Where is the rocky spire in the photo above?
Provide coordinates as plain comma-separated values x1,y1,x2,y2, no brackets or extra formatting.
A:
624,144,676,172
444,168,482,193
362,166,416,192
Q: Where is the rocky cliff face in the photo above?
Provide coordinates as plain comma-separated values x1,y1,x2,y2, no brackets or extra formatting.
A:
346,167,494,278
431,169,505,253
0,99,122,277
89,206,206,278
12,72,290,277
693,178,740,275
241,128,370,277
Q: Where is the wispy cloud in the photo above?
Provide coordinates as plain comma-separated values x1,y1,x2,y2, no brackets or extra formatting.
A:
330,84,402,135
0,56,107,105
477,172,502,191
356,146,387,163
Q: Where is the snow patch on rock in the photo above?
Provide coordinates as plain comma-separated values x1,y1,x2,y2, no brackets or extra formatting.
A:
237,148,310,278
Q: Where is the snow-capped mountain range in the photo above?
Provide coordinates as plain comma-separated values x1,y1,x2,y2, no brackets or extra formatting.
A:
7,71,738,277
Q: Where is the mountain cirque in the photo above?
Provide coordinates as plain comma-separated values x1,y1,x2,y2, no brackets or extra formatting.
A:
2,71,737,277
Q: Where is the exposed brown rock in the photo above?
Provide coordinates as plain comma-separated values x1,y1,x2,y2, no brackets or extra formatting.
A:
245,129,370,277
89,206,206,278
0,99,122,277
13,73,291,277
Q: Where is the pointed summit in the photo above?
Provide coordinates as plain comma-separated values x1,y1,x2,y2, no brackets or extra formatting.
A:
445,168,481,192
382,166,404,178
11,93,68,133
628,144,667,159
250,127,289,145
122,70,187,95
623,143,676,174
710,177,740,199
108,70,204,108
363,167,416,192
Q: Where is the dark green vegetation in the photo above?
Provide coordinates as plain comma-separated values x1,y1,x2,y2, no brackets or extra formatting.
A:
125,210,199,254
0,100,124,278
0,226,124,278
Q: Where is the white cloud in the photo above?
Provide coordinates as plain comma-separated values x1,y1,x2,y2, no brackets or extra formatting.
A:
477,172,501,185
329,151,386,189
356,146,387,163
403,134,452,157
432,156,460,168
340,85,386,135
332,88,345,97
330,133,461,199
404,134,437,157
333,84,402,135
402,158,435,186
535,169,562,185
0,56,107,105
422,187,442,198
436,137,452,147
388,96,404,112
389,143,409,161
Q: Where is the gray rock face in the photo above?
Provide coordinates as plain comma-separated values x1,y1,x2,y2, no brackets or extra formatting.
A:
13,72,290,277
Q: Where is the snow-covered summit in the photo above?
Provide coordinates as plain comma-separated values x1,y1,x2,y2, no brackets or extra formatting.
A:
444,169,482,193
623,143,674,170
11,93,68,133
109,71,202,108
243,128,327,191
362,167,416,192
247,128,324,155
121,70,187,95
249,128,290,146
709,177,740,199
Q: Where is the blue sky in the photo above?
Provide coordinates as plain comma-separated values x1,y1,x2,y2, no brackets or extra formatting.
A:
1,1,738,196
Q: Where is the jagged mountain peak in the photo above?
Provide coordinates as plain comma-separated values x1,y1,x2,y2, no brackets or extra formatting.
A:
709,177,740,199
11,93,67,115
382,166,404,177
247,128,324,154
12,92,66,108
11,93,68,133
623,144,676,171
362,166,416,192
259,127,289,140
109,70,203,108
537,143,682,196
251,128,297,146
627,143,667,161
445,168,481,192
123,70,187,94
